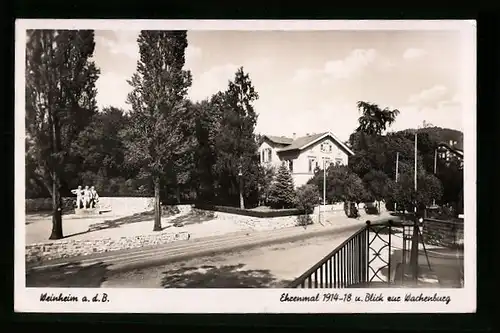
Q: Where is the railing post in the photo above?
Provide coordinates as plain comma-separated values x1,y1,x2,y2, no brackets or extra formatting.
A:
365,220,371,283
388,220,392,286
410,217,420,283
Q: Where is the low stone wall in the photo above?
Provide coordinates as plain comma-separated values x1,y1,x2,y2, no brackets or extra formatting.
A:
26,196,155,215
26,197,75,213
26,231,190,265
313,202,387,216
422,219,464,248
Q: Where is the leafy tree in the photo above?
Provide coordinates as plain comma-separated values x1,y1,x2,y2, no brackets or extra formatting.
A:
388,171,443,212
362,169,390,213
268,164,296,209
25,30,100,239
356,101,400,136
71,107,129,182
308,165,369,208
295,184,320,226
124,30,193,231
212,67,260,208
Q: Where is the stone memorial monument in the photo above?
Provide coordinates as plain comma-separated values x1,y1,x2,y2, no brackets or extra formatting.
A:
71,185,102,216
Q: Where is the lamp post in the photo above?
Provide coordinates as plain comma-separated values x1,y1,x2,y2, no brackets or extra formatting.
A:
410,126,421,283
324,158,329,223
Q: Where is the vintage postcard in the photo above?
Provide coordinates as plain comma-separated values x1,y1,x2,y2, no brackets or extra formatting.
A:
15,19,476,313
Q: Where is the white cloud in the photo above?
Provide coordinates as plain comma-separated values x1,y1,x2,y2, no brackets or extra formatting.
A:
291,68,319,83
185,45,202,68
403,48,427,60
96,33,139,60
408,85,449,105
188,58,271,102
392,103,462,132
292,49,378,85
324,48,377,80
255,101,359,142
95,72,133,111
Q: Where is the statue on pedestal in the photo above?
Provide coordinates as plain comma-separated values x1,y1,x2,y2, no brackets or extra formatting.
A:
90,186,99,208
72,185,100,211
83,185,91,209
71,185,84,209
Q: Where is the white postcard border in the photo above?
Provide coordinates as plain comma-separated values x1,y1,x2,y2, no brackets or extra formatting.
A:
14,19,477,314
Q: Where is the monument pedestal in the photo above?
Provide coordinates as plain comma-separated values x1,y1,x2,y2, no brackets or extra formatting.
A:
75,207,104,216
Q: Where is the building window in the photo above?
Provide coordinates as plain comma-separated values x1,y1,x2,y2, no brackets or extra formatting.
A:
320,143,333,153
288,160,294,173
261,148,272,163
308,157,316,173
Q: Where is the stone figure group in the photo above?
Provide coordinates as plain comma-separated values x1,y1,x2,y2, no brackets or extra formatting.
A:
71,185,99,209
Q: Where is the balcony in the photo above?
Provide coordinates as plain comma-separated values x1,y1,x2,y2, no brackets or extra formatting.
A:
288,218,464,289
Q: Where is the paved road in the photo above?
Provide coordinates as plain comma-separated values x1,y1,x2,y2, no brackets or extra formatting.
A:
26,215,396,288
26,229,363,288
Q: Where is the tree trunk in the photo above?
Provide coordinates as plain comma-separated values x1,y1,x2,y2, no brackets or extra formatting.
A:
239,177,245,209
49,107,63,240
153,176,162,231
49,172,63,240
176,186,181,204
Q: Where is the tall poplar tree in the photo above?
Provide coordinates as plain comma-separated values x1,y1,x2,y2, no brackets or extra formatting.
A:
124,30,193,231
25,30,99,239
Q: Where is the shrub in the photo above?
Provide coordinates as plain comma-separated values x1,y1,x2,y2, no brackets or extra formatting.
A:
295,184,320,226
161,205,181,216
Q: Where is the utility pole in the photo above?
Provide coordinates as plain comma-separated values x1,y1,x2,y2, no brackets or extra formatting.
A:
395,152,399,212
410,129,419,283
433,148,437,207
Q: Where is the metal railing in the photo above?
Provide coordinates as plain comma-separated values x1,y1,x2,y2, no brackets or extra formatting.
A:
288,217,464,289
288,220,394,288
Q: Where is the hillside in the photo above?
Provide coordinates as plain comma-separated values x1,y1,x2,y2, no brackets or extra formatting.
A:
397,127,464,150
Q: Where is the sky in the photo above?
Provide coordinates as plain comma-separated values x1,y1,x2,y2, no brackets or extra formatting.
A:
93,29,467,141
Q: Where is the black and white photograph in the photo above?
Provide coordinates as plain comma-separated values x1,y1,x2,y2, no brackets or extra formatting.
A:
15,19,476,313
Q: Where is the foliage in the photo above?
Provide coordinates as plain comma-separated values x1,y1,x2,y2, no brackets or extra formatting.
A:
258,165,276,206
212,67,260,208
295,184,320,214
308,165,369,204
387,171,443,212
268,164,296,209
362,169,389,213
25,29,100,239
123,30,193,231
355,101,400,135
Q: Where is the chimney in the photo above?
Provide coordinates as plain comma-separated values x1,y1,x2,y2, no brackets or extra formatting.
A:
293,133,297,140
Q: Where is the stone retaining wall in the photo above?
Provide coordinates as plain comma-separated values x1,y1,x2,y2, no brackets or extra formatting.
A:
26,231,190,265
422,219,464,248
26,196,155,215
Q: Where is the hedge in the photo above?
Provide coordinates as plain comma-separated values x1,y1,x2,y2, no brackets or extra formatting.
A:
26,197,75,213
194,203,304,218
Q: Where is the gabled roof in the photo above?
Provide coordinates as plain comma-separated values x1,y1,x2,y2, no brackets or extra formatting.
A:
277,132,355,156
263,135,294,145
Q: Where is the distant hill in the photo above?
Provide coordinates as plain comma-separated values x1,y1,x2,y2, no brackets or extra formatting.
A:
397,127,464,151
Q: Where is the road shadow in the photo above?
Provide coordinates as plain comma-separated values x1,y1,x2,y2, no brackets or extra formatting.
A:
167,210,216,228
87,210,156,232
160,263,290,288
26,262,110,288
